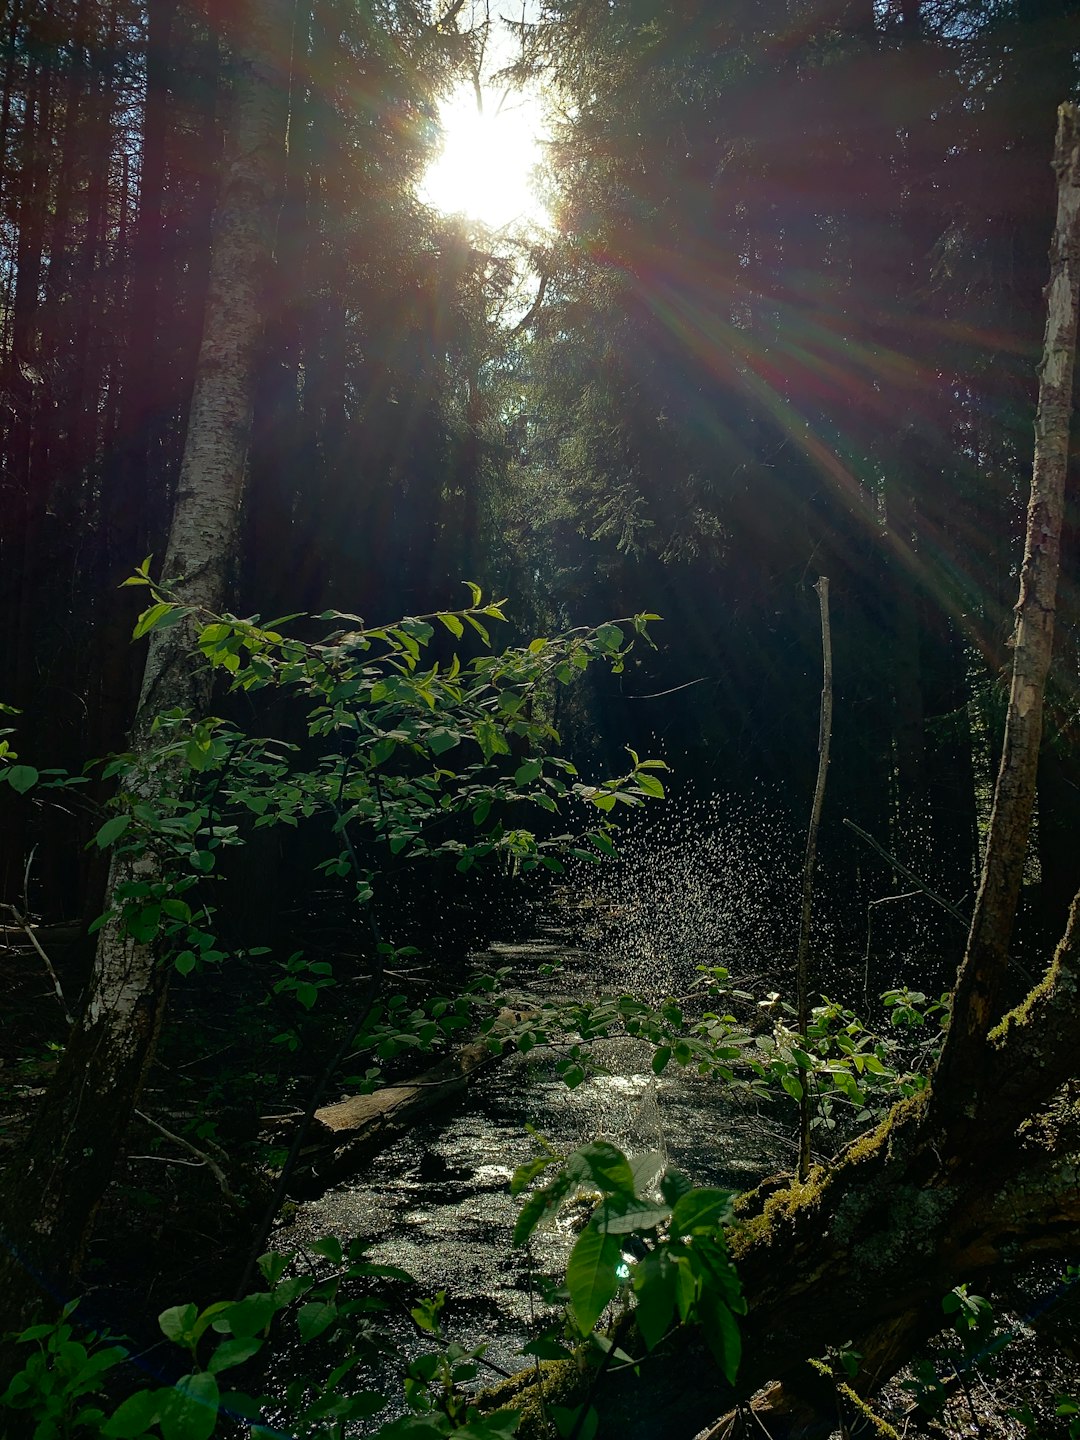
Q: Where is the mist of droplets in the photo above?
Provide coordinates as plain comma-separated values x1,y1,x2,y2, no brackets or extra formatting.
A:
571,790,817,1001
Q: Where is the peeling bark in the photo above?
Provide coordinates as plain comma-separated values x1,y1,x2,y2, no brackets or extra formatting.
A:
0,0,296,1337
934,102,1080,1116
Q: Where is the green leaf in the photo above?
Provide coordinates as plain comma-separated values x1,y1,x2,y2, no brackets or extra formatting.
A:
7,764,38,794
510,1154,557,1196
427,727,461,754
671,1189,733,1240
566,1226,622,1333
308,1235,343,1265
377,1418,448,1440
633,1249,677,1350
95,815,130,848
569,1141,636,1197
125,903,161,944
218,1390,265,1422
257,1252,290,1287
514,759,543,786
513,1170,574,1248
207,1336,262,1374
102,1388,165,1437
158,1371,220,1440
674,1253,699,1320
781,1072,804,1102
217,1292,276,1340
596,1196,671,1234
439,613,464,638
552,1405,598,1440
698,1290,742,1384
520,1336,575,1361
296,1300,337,1342
158,1303,199,1346
133,601,180,640
465,614,490,644
634,773,665,799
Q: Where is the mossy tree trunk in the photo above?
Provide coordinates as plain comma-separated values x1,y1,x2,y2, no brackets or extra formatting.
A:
0,0,296,1338
493,104,1080,1440
718,97,1080,1436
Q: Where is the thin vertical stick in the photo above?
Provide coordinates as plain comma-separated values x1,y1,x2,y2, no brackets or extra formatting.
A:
797,576,833,1181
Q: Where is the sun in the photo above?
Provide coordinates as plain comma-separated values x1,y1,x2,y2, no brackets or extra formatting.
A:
420,82,550,231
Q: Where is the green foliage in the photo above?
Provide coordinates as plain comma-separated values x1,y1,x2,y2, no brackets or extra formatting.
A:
91,577,663,977
0,1301,128,1438
901,1280,1080,1437
512,1139,745,1385
2,1239,520,1440
484,972,948,1164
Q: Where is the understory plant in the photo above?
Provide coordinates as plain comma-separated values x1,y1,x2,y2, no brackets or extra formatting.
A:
1,1136,745,1440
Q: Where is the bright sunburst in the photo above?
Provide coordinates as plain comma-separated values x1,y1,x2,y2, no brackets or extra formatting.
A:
420,83,550,231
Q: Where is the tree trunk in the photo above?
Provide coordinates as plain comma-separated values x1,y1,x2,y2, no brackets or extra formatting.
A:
931,99,1080,1119
0,0,296,1337
711,99,1080,1434
486,103,1080,1440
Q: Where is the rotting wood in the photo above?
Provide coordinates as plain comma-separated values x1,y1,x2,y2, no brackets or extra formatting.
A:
287,1024,526,1195
292,1042,493,1195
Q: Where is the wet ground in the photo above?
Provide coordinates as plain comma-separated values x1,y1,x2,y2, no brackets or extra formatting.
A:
282,932,791,1382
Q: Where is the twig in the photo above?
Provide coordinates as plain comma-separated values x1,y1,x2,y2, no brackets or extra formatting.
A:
862,889,924,1005
842,819,969,927
1,901,74,1026
129,1154,208,1168
134,1109,242,1208
797,576,832,1182
844,818,1034,985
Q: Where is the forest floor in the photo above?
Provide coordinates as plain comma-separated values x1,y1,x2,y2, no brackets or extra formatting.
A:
2,915,1078,1440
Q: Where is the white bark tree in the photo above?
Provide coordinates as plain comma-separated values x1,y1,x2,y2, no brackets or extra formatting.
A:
0,0,297,1332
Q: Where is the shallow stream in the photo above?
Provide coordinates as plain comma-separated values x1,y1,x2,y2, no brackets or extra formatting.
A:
281,928,791,1382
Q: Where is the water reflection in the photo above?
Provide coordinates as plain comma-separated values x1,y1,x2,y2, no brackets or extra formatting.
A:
285,940,785,1384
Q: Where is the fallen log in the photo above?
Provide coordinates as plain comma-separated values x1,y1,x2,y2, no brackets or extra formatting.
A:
285,1022,523,1195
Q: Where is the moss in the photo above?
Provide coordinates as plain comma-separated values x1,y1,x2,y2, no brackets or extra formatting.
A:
840,1091,925,1171
730,1167,829,1258
478,1356,587,1439
836,1381,902,1440
807,1357,901,1439
988,962,1059,1046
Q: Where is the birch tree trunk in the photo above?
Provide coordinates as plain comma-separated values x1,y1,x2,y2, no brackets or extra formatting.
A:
719,97,1080,1436
0,0,296,1335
